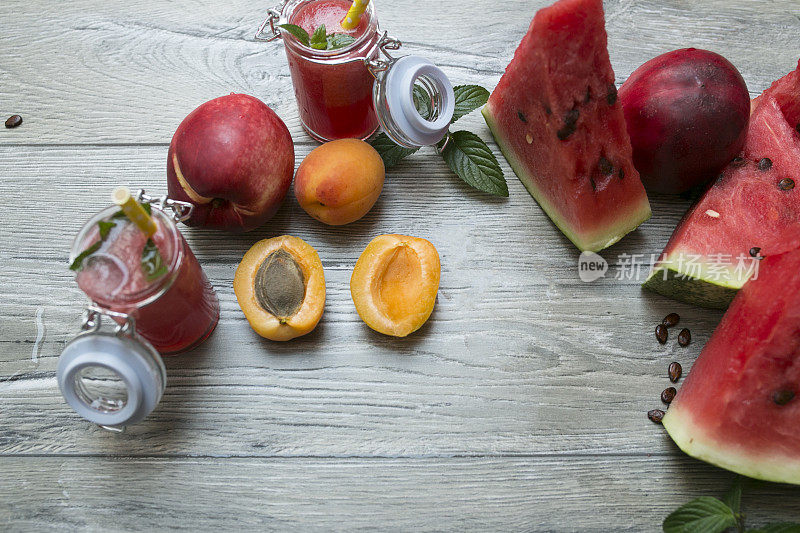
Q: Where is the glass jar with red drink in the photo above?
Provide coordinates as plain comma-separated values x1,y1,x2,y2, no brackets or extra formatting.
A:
58,190,219,429
257,0,456,147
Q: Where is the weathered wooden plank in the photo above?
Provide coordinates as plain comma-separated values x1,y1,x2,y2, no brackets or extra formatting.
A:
2,456,799,531
0,145,721,456
0,0,798,144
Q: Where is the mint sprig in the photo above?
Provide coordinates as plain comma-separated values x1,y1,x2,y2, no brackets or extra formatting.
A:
279,23,355,50
370,84,506,197
141,238,168,282
69,200,168,282
663,478,800,533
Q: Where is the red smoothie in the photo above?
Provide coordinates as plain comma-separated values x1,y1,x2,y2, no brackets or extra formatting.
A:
73,206,219,355
284,0,379,141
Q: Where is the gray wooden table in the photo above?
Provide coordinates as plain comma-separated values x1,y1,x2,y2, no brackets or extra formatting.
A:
2,0,799,530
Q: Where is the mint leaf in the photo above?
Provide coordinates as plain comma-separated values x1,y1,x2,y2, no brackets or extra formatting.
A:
370,132,419,168
278,24,310,46
327,33,355,50
310,24,328,49
722,477,743,515
141,238,168,282
440,130,508,197
747,523,800,533
663,497,738,533
452,85,490,123
69,241,101,271
69,219,118,271
97,220,116,240
413,84,432,120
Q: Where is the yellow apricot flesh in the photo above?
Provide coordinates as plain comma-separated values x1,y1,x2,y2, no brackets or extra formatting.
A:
234,235,325,341
350,235,440,337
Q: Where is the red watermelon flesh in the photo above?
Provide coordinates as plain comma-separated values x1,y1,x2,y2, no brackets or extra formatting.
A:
662,249,800,484
482,0,651,252
643,67,800,309
752,58,800,123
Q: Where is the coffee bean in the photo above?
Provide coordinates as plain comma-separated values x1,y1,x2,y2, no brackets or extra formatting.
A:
758,157,773,171
662,313,680,328
5,115,22,128
668,362,682,383
779,178,795,191
749,247,761,257
648,409,665,423
773,389,795,406
655,324,668,344
661,387,677,404
677,328,691,347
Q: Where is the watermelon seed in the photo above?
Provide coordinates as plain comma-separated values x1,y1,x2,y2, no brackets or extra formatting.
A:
598,157,613,175
677,328,691,347
590,177,596,191
526,134,533,145
662,313,680,327
778,178,795,191
544,104,552,116
584,86,592,103
618,168,624,180
517,110,528,123
749,247,762,258
668,362,682,382
772,389,795,406
655,324,668,344
758,157,773,171
556,108,580,141
731,156,746,168
661,387,677,404
606,84,618,105
796,123,800,134
647,409,665,424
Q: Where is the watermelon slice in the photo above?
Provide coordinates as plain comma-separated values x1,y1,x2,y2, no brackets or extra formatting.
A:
662,249,800,485
482,0,651,252
643,62,800,309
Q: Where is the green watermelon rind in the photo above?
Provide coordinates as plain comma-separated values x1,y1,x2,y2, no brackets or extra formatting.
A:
642,250,748,309
663,404,800,485
482,104,652,253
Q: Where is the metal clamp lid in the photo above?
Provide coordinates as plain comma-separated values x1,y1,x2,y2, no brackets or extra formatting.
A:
57,307,167,430
366,34,454,148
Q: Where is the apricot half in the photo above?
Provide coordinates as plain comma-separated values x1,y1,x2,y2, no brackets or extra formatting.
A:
350,235,440,337
294,139,385,226
234,235,325,341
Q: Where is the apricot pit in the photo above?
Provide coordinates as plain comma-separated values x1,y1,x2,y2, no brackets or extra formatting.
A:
350,235,440,337
234,235,325,341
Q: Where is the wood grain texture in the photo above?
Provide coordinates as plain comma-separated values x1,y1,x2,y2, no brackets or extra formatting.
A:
0,145,720,457
2,456,800,531
2,0,800,530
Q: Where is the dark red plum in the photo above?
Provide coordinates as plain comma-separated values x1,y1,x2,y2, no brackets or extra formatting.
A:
619,48,750,194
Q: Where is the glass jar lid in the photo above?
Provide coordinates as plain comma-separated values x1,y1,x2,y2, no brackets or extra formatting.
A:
372,55,455,148
57,308,166,429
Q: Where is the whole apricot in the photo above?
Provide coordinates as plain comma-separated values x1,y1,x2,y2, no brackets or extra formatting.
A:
350,235,440,337
294,139,385,225
234,235,325,341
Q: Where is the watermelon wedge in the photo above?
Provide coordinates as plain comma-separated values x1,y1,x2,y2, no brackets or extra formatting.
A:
662,249,800,485
482,0,651,252
643,61,800,309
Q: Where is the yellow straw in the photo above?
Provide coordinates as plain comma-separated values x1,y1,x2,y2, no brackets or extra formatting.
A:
112,186,157,237
340,0,370,30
